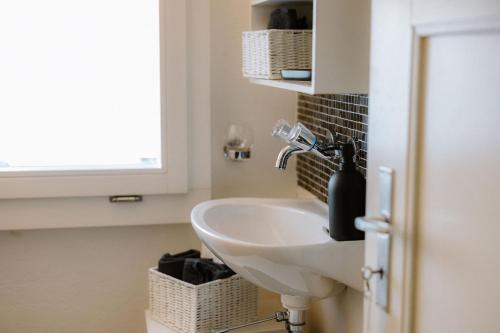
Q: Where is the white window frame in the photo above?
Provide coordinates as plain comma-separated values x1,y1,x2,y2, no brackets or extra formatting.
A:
0,0,187,199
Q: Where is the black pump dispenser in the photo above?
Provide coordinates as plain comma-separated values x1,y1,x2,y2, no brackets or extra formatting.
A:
328,142,366,241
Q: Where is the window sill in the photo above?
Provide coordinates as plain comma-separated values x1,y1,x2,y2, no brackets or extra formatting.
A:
0,188,210,230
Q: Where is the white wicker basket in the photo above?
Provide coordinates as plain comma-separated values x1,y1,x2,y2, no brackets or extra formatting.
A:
242,29,313,80
149,268,258,333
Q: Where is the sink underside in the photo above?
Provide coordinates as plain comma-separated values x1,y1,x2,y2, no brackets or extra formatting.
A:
191,198,364,298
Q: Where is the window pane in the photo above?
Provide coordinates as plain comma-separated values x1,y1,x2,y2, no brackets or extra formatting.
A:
0,0,161,172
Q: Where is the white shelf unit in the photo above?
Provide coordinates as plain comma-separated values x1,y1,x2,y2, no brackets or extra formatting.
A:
249,78,313,94
249,0,370,94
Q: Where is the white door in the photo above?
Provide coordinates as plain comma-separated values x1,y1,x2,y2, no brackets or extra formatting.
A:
363,1,500,332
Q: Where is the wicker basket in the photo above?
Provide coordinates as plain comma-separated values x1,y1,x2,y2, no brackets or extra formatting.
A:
242,29,313,80
149,268,258,333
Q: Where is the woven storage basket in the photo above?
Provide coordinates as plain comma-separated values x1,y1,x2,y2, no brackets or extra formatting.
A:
242,29,313,80
149,268,258,333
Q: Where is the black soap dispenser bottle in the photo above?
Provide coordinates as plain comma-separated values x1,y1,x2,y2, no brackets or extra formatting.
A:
328,142,366,241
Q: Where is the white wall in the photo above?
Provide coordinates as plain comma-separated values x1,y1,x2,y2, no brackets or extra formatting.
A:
309,288,363,333
210,0,298,199
0,225,200,333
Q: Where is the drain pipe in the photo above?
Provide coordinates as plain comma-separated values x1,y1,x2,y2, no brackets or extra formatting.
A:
212,311,289,333
212,295,311,333
281,295,310,333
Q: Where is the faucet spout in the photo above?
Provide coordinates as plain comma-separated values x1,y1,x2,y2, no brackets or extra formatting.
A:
276,145,305,170
272,120,340,170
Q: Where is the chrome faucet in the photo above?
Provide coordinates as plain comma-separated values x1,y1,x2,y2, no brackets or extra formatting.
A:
272,120,340,170
275,145,306,169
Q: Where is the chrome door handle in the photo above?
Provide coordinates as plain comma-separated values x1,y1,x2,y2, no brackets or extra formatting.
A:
356,167,394,311
355,217,391,234
356,216,391,311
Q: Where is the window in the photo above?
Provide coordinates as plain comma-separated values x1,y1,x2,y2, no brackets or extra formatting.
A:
0,0,187,199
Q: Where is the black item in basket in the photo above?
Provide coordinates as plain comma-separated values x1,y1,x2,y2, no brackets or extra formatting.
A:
182,258,236,285
158,249,200,280
267,8,309,30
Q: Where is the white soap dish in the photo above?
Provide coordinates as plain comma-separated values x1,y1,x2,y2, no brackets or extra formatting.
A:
280,69,312,81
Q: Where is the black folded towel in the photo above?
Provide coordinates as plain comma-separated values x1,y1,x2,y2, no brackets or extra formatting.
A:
158,249,200,280
182,258,236,285
267,8,309,30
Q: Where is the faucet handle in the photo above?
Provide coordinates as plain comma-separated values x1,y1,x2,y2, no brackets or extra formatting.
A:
325,129,336,146
349,136,361,163
272,120,317,152
288,122,317,151
272,119,293,142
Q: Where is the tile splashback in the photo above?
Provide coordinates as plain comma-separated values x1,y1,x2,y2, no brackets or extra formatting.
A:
297,93,369,203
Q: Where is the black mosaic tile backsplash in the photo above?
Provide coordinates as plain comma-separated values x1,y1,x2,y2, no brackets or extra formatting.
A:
297,93,369,203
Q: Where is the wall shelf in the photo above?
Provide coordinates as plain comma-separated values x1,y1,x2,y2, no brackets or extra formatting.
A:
250,79,313,94
248,0,370,94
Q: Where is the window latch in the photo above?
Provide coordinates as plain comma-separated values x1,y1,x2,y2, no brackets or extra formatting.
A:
109,195,143,203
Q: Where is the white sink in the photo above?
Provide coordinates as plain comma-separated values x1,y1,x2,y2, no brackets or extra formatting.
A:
191,198,364,300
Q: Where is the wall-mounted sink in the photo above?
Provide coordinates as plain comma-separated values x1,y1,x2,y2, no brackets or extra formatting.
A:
191,198,364,301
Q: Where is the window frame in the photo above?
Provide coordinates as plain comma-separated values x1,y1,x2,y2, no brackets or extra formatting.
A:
0,0,188,199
